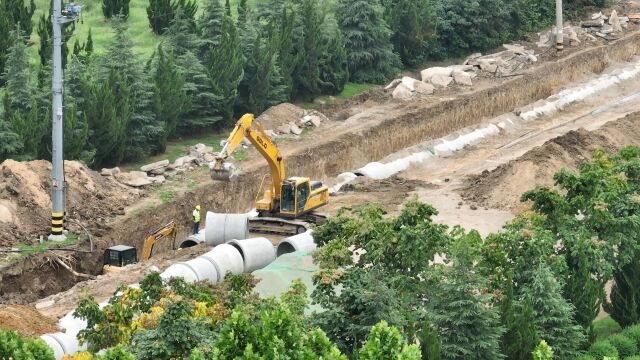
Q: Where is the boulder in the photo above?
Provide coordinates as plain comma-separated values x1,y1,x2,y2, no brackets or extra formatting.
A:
421,67,453,82
301,114,323,127
150,167,167,176
592,11,603,20
189,143,214,158
392,83,413,100
581,19,604,28
100,167,121,177
149,175,166,184
264,129,278,138
414,81,435,95
430,74,453,88
477,59,498,73
290,123,303,135
566,26,580,44
502,44,527,54
453,71,473,86
609,10,622,32
174,155,197,168
384,78,402,90
463,53,482,65
400,76,419,91
116,171,153,187
140,159,169,172
277,124,292,134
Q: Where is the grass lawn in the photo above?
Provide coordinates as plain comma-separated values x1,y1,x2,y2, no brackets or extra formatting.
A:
593,316,622,340
301,82,375,109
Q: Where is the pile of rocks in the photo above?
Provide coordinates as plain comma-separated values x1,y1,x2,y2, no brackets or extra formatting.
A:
464,44,538,77
579,10,630,40
274,109,327,136
101,143,215,187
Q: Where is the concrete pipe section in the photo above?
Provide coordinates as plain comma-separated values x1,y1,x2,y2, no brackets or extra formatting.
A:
276,231,316,257
40,333,80,360
178,231,206,249
228,238,276,273
205,212,250,246
201,244,245,282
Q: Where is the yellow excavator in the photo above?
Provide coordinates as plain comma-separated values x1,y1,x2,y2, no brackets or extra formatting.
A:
102,221,177,273
211,113,329,235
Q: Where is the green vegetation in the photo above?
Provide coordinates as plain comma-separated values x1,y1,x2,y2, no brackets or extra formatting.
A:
158,190,174,203
232,149,248,161
0,329,54,359
594,317,623,340
0,232,81,265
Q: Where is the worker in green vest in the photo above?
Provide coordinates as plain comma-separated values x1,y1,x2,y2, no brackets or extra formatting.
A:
192,205,201,234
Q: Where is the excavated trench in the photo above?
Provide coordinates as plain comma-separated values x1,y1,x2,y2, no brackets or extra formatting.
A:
3,32,640,304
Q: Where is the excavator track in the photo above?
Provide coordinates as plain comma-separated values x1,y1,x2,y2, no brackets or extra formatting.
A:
249,212,327,237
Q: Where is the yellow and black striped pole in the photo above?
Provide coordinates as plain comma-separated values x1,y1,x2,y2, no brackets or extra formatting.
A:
51,212,64,237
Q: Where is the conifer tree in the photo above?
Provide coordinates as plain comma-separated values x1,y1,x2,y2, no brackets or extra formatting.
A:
85,29,94,55
224,0,231,16
319,29,348,95
383,0,436,67
0,10,10,87
172,0,198,21
152,45,188,151
103,0,131,19
605,260,640,328
36,3,76,68
2,0,36,37
336,0,400,84
2,28,32,116
147,0,174,34
0,116,22,161
273,5,298,98
198,0,225,63
291,0,325,99
207,14,244,123
7,98,47,159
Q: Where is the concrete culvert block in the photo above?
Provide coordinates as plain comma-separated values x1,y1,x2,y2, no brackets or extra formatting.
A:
161,263,199,283
201,244,244,282
205,212,250,246
228,238,276,273
40,334,65,360
183,258,218,283
277,232,316,257
179,232,205,249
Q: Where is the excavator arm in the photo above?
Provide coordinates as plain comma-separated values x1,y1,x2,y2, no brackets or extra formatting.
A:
210,114,286,201
140,221,177,261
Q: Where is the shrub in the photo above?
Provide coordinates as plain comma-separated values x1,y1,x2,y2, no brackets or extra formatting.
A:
0,329,55,359
610,335,637,358
589,340,619,359
624,356,640,360
575,355,596,360
624,325,640,348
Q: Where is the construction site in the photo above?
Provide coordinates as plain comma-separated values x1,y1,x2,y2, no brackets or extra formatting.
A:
3,0,640,357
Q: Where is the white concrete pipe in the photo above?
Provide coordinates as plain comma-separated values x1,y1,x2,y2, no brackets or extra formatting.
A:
179,231,206,249
205,212,250,246
276,231,316,257
228,238,276,273
201,244,244,282
161,263,199,283
40,333,79,360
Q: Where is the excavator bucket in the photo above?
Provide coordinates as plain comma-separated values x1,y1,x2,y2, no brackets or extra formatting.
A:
210,162,238,181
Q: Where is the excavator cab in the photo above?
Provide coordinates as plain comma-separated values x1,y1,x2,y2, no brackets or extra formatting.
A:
103,245,137,273
279,177,328,217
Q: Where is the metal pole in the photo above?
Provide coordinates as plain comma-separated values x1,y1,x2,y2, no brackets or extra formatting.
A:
556,0,564,51
49,0,66,241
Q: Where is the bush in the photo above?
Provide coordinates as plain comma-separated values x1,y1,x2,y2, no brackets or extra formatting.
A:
589,340,619,359
575,355,596,360
610,335,637,358
0,329,55,359
625,356,640,360
624,325,640,348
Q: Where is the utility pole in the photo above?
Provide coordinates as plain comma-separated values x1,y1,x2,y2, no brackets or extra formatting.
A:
49,0,78,241
556,0,564,51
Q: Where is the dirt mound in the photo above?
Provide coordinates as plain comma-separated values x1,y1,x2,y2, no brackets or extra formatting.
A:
462,113,640,210
0,305,59,336
256,103,304,130
0,160,140,248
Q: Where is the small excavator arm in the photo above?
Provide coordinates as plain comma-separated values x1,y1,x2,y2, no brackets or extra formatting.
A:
210,114,286,201
140,221,177,261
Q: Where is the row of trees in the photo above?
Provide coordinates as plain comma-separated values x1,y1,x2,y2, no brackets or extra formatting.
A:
0,0,609,167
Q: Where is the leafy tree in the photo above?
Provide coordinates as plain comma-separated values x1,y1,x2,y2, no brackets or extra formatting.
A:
152,45,188,151
147,0,174,34
383,0,436,67
509,0,555,34
103,0,131,19
358,321,421,360
336,0,400,84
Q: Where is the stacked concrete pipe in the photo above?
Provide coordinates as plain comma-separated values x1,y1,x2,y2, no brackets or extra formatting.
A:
228,238,277,272
178,230,205,249
276,231,316,256
205,212,249,246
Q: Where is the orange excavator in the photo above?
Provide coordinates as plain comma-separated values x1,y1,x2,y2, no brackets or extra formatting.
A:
102,221,177,273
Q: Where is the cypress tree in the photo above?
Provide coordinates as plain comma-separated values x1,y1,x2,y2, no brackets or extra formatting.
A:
383,0,436,67
247,34,287,114
2,27,32,116
147,0,174,34
198,0,225,63
319,29,348,95
63,102,92,162
2,0,36,38
8,98,47,160
152,45,188,151
224,0,231,16
273,5,298,98
605,260,640,328
336,0,401,84
0,10,10,86
103,0,131,19
0,116,22,162
172,0,198,21
291,0,324,100
36,2,76,67
207,14,244,123
85,29,94,55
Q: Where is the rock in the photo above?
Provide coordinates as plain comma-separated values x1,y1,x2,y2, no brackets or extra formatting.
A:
277,124,292,134
140,159,169,173
150,167,167,176
537,31,552,48
566,26,580,44
592,11,602,20
581,19,604,28
420,67,453,82
503,44,527,54
384,78,401,90
264,129,278,138
35,299,55,309
463,53,482,65
429,74,453,88
302,115,322,127
453,71,473,86
174,155,197,168
609,10,622,32
477,59,498,73
392,83,413,99
116,171,153,187
100,167,121,177
290,123,303,135
414,81,435,95
401,76,419,91
189,143,214,157
149,175,166,184
527,54,538,62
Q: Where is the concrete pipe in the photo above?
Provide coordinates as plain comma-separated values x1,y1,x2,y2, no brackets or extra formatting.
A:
184,257,218,283
40,334,64,360
160,263,199,283
205,212,250,246
276,232,316,257
228,238,276,273
41,333,79,359
179,231,206,249
201,244,244,282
